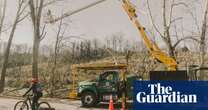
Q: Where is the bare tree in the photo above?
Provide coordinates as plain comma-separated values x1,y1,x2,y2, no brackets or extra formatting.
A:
199,0,208,79
184,0,208,79
0,0,28,93
29,0,46,79
0,0,6,37
147,0,191,58
49,19,67,96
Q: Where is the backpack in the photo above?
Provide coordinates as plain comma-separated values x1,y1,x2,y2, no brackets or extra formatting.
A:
36,83,43,93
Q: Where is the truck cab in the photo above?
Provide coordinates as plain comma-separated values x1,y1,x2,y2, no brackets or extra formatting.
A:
77,71,119,107
77,70,137,107
69,63,138,107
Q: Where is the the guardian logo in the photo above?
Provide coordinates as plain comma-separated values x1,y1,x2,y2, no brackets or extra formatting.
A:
136,83,197,103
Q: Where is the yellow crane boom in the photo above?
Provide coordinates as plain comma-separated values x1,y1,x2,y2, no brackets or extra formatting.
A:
122,0,177,71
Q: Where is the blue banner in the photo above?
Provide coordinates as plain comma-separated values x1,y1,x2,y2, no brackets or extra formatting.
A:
133,81,208,110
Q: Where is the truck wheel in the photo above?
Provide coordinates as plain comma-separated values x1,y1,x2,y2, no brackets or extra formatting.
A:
81,92,96,107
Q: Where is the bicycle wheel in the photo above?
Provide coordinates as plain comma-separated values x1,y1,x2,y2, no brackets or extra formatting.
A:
37,102,51,110
14,101,29,110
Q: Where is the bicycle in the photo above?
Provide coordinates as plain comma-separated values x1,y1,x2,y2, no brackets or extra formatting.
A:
14,95,51,110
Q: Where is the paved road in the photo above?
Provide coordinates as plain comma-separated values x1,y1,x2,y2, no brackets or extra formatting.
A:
0,97,109,110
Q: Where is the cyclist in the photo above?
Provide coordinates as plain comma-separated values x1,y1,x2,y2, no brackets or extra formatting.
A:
23,78,43,110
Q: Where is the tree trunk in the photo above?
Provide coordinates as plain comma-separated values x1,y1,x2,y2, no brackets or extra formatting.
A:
199,0,208,80
162,0,175,58
0,10,19,93
29,0,44,79
166,37,175,58
32,35,40,79
0,0,6,37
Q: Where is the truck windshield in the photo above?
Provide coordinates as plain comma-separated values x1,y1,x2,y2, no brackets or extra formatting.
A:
99,71,118,81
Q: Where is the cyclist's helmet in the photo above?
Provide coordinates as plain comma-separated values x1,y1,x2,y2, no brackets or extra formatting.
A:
31,78,38,83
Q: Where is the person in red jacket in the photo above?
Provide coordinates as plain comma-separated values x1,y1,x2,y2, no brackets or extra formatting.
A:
23,78,43,110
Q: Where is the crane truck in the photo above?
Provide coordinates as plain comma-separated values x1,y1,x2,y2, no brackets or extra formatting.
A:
46,0,208,108
68,0,191,107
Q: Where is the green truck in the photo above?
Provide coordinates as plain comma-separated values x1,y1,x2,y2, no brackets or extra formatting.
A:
77,70,138,107
71,63,199,107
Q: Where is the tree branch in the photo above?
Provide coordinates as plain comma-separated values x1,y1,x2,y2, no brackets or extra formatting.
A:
29,0,36,25
173,36,200,49
172,2,189,8
168,0,175,28
146,0,164,38
187,9,201,33
40,24,47,40
170,17,183,24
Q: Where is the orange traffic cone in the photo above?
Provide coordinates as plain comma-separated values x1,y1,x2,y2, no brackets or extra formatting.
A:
121,101,125,110
109,95,114,110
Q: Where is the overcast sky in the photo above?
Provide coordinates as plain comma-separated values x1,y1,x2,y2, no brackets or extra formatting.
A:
1,0,205,49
